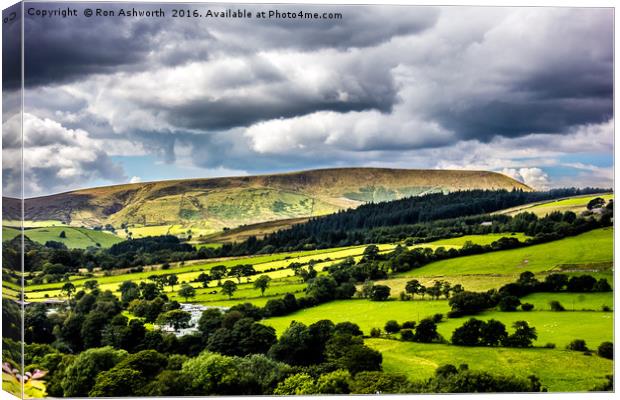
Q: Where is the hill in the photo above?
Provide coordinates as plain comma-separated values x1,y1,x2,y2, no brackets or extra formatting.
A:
2,226,123,249
497,193,613,217
4,168,530,234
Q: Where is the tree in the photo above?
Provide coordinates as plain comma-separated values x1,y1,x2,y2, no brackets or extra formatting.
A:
83,280,99,291
370,285,391,301
414,318,439,343
549,300,565,311
442,282,452,299
61,282,76,299
400,329,415,341
498,296,521,311
593,278,612,292
167,275,179,291
221,280,238,299
360,279,374,298
505,321,537,348
268,322,317,366
422,366,543,393
207,318,276,356
61,347,127,397
89,368,143,397
306,276,338,302
451,318,484,346
567,339,588,352
597,342,613,360
81,311,108,348
316,370,351,394
178,284,196,302
543,273,568,292
156,310,191,330
349,371,410,394
196,273,211,288
448,291,493,316
325,334,383,375
181,351,240,395
139,282,163,300
334,322,363,337
480,319,508,346
362,245,380,261
427,281,443,300
384,320,400,334
229,265,245,283
274,373,318,395
405,279,422,300
210,265,227,284
567,275,597,292
198,308,223,337
118,281,140,304
587,197,605,210
253,275,272,296
59,230,67,239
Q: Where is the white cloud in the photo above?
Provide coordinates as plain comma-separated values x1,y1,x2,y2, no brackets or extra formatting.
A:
501,168,550,190
16,113,125,196
129,176,142,184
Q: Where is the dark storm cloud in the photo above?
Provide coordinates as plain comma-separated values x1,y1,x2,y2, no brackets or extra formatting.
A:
11,5,614,195
2,3,22,90
164,83,395,131
22,3,438,87
23,3,158,86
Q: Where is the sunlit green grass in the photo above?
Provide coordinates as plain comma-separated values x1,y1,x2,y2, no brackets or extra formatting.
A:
264,299,451,336
519,292,613,312
366,339,613,392
501,194,613,217
264,298,613,349
3,226,123,249
396,228,612,276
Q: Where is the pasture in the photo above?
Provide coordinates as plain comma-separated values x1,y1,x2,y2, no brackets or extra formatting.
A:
396,228,612,276
366,339,613,392
500,194,613,217
3,226,123,249
263,298,613,348
24,232,530,303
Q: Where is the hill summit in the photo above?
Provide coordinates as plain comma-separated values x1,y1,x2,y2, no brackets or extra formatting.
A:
9,168,531,233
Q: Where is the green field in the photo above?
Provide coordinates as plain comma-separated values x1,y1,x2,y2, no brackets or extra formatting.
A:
520,292,613,312
3,226,123,249
263,298,613,348
24,233,531,302
264,299,451,335
396,228,612,277
437,310,613,349
367,339,612,392
500,194,613,217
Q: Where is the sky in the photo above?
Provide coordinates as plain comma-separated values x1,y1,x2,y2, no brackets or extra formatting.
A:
2,2,614,197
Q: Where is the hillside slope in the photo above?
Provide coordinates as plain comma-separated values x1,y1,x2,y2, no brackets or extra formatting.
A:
5,168,531,232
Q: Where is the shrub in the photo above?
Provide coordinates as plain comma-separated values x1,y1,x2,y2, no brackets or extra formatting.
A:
414,319,440,343
370,328,381,338
521,303,534,311
549,300,565,311
401,321,416,329
602,305,611,312
597,342,613,360
432,313,443,323
370,285,391,301
400,329,415,342
543,343,556,349
567,339,588,352
499,296,521,312
384,320,401,334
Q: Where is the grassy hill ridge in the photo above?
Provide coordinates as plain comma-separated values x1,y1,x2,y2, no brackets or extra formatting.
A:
5,168,530,233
